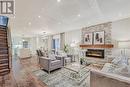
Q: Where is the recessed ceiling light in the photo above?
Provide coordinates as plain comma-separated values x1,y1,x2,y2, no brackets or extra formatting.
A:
22,39,25,42
38,16,41,18
57,0,61,3
28,22,31,25
78,14,81,17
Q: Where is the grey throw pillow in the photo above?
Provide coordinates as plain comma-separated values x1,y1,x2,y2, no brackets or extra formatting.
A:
114,65,130,77
49,54,56,61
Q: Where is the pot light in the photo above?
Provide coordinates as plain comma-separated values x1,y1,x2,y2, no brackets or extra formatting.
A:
57,0,61,3
78,14,81,17
22,39,25,42
38,16,41,18
28,22,31,25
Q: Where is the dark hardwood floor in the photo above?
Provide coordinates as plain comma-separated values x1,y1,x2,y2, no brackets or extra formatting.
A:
0,56,47,87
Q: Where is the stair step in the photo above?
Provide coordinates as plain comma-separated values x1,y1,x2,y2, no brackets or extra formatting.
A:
0,31,7,34
0,35,7,37
0,44,8,47
0,63,8,66
0,65,9,69
0,37,7,39
0,40,7,43
0,27,7,30
0,33,7,35
0,44,7,47
0,66,9,70
0,42,7,44
0,50,8,54
0,32,6,35
0,58,8,61
0,69,9,72
0,28,7,31
0,55,8,58
0,58,8,60
0,54,8,57
0,39,7,42
0,60,8,64
0,47,8,50
0,69,10,76
0,56,8,59
0,34,6,36
0,46,8,49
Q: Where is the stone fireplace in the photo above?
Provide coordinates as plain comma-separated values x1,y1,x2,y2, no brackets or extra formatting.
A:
81,22,112,59
86,49,104,59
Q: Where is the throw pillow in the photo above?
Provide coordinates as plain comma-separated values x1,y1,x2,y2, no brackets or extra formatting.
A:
112,56,122,65
114,65,130,77
101,63,116,73
49,54,56,61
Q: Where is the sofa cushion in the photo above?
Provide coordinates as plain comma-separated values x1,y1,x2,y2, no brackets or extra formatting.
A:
51,60,61,66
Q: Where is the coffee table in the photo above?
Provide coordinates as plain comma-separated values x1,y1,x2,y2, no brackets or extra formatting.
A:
63,63,90,84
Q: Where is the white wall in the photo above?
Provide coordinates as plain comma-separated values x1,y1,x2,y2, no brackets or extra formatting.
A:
65,29,81,45
112,18,130,41
64,29,81,55
112,18,130,57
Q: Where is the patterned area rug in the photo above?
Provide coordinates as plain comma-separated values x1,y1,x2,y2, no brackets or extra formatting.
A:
32,69,90,87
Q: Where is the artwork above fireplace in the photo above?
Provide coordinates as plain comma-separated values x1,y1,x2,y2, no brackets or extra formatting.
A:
86,49,104,58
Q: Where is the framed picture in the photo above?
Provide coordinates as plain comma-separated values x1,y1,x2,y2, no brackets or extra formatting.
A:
84,33,93,44
94,31,105,44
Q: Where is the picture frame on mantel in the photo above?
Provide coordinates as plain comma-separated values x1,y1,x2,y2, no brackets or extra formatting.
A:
84,32,93,45
94,31,105,45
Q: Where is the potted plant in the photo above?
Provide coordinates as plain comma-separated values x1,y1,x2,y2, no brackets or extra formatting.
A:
64,44,69,53
80,57,85,65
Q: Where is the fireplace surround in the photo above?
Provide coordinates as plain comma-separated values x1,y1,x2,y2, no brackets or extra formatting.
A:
86,49,104,58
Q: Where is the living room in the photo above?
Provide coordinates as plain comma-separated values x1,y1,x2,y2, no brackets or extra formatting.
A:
0,0,130,87
11,14,130,87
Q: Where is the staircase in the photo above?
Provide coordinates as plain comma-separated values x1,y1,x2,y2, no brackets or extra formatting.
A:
0,27,10,76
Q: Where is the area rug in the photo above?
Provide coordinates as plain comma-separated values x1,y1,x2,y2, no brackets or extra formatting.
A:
32,69,90,87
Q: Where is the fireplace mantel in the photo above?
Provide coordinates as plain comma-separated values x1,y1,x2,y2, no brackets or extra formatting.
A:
79,44,114,48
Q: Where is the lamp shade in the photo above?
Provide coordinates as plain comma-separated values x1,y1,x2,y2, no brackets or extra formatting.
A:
118,41,130,49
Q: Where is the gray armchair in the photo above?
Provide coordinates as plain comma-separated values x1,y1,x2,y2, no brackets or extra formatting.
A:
39,57,64,73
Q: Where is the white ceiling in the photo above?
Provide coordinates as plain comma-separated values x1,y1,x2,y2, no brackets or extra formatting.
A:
9,0,130,37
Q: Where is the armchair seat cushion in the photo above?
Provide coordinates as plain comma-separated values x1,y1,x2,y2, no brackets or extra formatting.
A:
65,57,71,63
51,60,61,66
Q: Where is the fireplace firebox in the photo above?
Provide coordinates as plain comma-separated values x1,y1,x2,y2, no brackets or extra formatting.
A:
86,49,104,58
